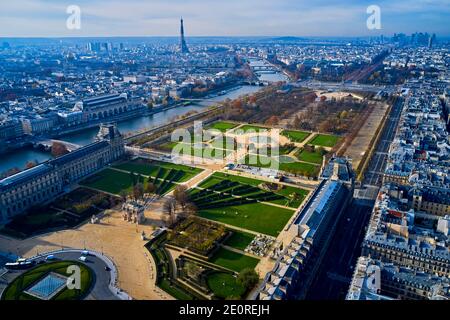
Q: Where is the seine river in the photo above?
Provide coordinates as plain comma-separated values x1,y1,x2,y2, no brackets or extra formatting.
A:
0,62,288,173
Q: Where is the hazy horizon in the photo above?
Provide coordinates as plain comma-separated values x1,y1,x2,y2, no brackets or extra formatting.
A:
0,0,449,38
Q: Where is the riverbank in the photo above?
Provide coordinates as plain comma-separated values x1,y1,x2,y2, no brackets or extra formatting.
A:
0,85,264,174
0,57,286,174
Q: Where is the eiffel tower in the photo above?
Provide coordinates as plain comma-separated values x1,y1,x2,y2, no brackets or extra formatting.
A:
180,17,190,53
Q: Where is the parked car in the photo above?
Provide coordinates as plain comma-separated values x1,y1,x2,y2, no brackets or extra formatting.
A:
45,255,56,261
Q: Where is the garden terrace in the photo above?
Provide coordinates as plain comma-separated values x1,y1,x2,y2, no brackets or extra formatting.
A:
210,136,241,150
254,144,296,157
204,121,239,133
147,228,260,300
114,158,203,183
176,146,233,160
189,174,309,236
197,172,308,208
206,272,245,299
281,130,311,143
167,217,227,256
81,168,146,195
209,248,259,272
294,146,327,165
197,202,294,237
0,188,118,239
145,232,204,300
82,159,203,197
243,154,321,178
177,256,251,300
232,124,268,134
53,187,120,215
309,134,341,148
223,230,255,251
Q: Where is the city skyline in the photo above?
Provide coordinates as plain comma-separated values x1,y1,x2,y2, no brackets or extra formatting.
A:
0,0,449,38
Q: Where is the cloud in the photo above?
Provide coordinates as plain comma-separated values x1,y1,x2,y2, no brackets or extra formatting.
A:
0,0,448,37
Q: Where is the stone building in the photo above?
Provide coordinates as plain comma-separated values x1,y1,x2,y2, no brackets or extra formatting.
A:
347,257,449,300
255,158,355,300
74,93,144,122
0,123,125,224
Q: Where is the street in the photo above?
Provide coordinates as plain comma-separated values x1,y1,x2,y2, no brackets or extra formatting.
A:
363,96,404,188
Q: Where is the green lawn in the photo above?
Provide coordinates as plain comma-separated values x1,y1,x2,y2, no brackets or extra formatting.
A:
198,172,262,188
198,202,294,236
279,161,320,176
234,124,268,133
197,172,309,209
244,154,279,169
166,144,233,160
309,134,341,148
224,230,255,251
272,186,309,208
210,137,241,150
159,279,195,300
281,130,311,143
81,168,144,194
156,141,185,152
1,261,92,300
210,248,259,272
206,272,245,299
255,144,295,156
244,155,320,177
295,149,325,164
114,159,203,182
205,121,239,133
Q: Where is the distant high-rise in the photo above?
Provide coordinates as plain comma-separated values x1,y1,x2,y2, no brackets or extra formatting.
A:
179,17,189,53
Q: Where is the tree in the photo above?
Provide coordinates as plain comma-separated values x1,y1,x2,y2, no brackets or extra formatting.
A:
133,183,144,200
163,198,177,226
317,147,327,156
232,99,243,109
25,160,38,169
292,115,302,129
237,268,259,290
184,202,198,217
145,182,156,194
265,115,280,126
1,167,20,179
119,190,129,201
51,141,69,157
173,185,188,209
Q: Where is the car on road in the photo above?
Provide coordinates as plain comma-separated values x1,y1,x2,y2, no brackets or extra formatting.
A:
104,266,111,272
45,255,56,261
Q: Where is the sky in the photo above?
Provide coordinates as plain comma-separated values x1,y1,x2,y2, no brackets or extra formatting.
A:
0,0,449,38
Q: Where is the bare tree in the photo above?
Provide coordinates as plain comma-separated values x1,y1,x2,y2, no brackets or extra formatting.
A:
133,183,144,200
173,185,189,209
163,198,177,227
119,190,129,202
25,160,38,169
145,182,156,194
51,141,70,157
185,202,198,217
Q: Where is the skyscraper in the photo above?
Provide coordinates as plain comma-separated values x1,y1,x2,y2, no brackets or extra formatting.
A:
180,17,189,53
